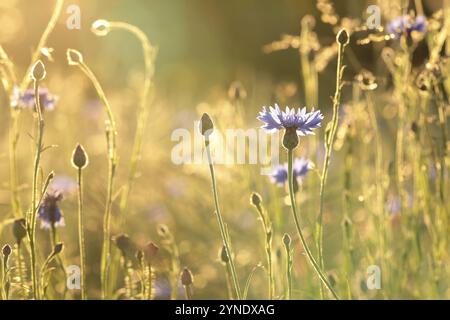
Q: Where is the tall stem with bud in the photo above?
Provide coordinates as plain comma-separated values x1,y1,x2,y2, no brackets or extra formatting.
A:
27,61,47,300
316,29,349,298
67,49,118,299
72,144,89,300
201,113,242,300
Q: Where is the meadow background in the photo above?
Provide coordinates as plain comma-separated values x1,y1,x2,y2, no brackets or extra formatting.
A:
0,0,448,300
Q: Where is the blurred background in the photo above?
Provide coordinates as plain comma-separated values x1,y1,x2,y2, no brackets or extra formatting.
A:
0,0,448,299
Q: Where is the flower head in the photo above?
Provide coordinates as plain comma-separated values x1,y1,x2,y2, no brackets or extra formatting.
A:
10,86,58,111
38,191,64,229
387,15,427,39
270,157,313,186
258,104,323,136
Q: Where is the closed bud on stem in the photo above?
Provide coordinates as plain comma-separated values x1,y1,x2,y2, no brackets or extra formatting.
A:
72,144,89,169
219,245,229,264
282,233,291,247
2,244,12,258
91,19,111,36
336,28,350,46
200,113,214,137
250,192,262,207
113,234,135,258
181,267,193,286
12,219,27,244
31,60,46,81
53,243,64,255
282,127,299,150
67,49,84,66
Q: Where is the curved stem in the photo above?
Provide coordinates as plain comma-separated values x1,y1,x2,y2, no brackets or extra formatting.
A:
75,61,117,299
19,0,64,91
288,149,339,300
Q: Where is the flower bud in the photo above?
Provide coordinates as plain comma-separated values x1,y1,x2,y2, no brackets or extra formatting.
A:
336,28,350,46
282,127,299,150
67,49,84,66
199,113,214,137
113,234,135,257
53,243,64,255
282,233,291,247
181,267,193,286
31,60,46,81
12,219,27,244
72,144,89,169
250,192,262,207
2,244,12,257
219,245,229,264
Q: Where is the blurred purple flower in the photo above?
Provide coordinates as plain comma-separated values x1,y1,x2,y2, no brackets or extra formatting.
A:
387,15,427,39
258,104,323,136
270,157,313,185
10,85,58,111
38,191,65,229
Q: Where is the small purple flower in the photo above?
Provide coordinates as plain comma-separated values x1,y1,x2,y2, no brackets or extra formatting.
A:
38,191,65,229
270,157,313,186
387,15,427,39
258,104,324,136
10,85,58,111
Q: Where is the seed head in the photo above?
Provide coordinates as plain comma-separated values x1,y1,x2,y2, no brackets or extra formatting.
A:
336,28,350,46
181,267,194,286
67,49,84,66
200,113,214,137
12,219,27,244
31,60,46,81
91,19,111,36
72,144,89,169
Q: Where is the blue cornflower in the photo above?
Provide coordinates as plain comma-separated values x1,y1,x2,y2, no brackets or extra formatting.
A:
258,104,324,136
387,15,427,39
270,157,313,186
38,191,65,229
10,85,58,111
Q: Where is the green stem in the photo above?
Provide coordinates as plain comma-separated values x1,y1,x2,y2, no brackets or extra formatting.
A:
76,61,117,299
77,168,87,300
27,79,44,300
288,149,339,300
19,0,64,91
205,141,242,300
184,285,193,300
105,22,157,229
316,37,346,297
